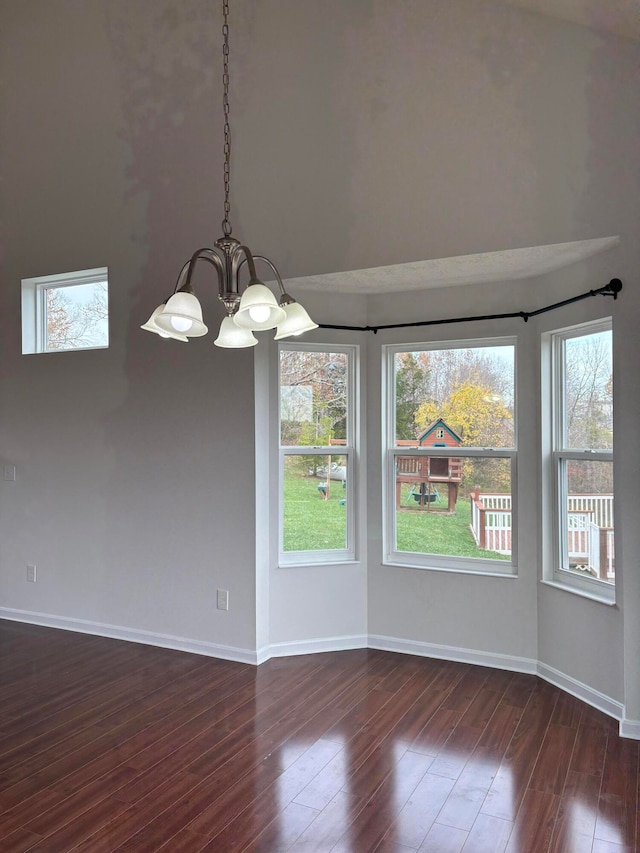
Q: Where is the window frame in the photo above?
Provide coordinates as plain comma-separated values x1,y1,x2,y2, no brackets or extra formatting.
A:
21,267,109,354
383,336,518,576
278,342,358,567
543,317,615,602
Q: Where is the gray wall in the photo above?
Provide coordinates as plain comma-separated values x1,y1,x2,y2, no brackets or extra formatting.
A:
1,1,638,718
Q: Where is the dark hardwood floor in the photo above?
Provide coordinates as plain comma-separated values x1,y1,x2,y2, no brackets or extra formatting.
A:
0,621,637,852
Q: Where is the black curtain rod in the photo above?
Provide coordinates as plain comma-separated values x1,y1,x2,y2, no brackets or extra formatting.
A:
318,278,622,334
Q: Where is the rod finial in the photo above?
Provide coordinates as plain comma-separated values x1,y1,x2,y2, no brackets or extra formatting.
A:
607,278,622,298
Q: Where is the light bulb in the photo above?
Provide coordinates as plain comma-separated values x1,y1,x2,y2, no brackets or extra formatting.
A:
248,305,271,324
171,316,193,332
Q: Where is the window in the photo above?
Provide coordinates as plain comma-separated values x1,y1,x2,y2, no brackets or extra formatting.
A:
544,319,614,600
279,343,357,565
384,338,516,574
22,268,109,354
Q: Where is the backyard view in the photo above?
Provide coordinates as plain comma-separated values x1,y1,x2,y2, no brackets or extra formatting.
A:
392,343,515,562
279,332,613,579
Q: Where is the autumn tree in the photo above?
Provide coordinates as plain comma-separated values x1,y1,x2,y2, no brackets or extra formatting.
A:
414,381,513,491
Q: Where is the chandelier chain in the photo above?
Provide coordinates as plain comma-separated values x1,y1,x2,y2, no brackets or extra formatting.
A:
222,0,232,237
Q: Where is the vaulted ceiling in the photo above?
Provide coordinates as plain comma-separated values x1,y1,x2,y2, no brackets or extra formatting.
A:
499,0,640,41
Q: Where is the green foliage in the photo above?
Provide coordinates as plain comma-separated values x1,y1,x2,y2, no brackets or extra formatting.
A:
395,353,431,440
395,490,509,560
283,470,347,551
282,472,508,561
414,381,513,491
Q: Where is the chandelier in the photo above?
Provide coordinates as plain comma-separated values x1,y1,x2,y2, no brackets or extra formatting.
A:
141,0,317,348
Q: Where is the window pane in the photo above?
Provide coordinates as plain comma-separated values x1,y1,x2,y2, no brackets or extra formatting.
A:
45,282,109,351
394,345,514,447
562,459,614,583
283,454,348,552
395,455,512,560
564,330,612,450
280,350,348,447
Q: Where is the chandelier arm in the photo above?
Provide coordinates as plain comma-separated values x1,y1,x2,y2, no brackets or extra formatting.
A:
232,245,261,283
175,248,226,298
251,255,288,298
235,253,289,301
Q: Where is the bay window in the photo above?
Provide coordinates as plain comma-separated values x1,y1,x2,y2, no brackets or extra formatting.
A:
279,343,357,565
544,319,614,599
384,338,517,574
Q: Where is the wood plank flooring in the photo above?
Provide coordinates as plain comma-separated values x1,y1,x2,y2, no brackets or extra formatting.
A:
0,621,637,852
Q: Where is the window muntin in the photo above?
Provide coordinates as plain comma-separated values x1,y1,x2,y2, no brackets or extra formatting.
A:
279,345,356,565
22,268,109,354
386,339,516,574
550,321,614,592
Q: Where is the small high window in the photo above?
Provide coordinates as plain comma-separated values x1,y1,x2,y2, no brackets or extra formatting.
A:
22,268,109,354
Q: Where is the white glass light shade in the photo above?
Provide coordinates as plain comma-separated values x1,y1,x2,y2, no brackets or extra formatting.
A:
214,316,259,348
140,305,189,341
233,283,286,331
274,301,319,340
155,291,208,337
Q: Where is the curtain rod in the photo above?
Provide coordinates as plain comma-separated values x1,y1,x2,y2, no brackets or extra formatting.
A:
318,278,622,334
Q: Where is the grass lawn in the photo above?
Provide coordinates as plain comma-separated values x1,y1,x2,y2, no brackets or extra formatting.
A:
283,474,509,561
283,471,348,551
396,485,508,560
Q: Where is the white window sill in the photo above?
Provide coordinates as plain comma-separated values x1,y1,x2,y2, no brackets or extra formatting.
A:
278,559,361,569
383,558,517,578
540,578,616,606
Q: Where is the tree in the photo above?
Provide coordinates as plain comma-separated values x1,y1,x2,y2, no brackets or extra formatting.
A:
46,283,109,350
395,353,431,440
415,380,513,491
279,349,348,476
564,330,613,494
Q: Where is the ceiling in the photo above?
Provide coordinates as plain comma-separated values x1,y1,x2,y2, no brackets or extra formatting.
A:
285,237,620,295
285,2,634,297
498,0,640,41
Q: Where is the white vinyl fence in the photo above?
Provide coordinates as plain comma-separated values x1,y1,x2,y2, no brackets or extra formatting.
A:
470,491,614,578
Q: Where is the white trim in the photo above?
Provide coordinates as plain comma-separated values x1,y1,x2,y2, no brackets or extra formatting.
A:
543,319,614,597
21,266,109,354
383,338,518,576
619,718,640,740
278,343,359,565
4,611,635,736
260,634,369,660
367,633,537,674
0,607,257,665
536,661,623,721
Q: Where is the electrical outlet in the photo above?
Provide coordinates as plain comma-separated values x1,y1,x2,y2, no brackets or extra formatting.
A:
3,465,16,481
217,588,229,611
26,564,37,583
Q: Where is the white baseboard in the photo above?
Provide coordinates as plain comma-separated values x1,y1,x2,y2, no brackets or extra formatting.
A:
368,633,538,674
0,607,257,665
537,661,624,722
619,717,640,740
4,609,637,737
259,634,368,663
